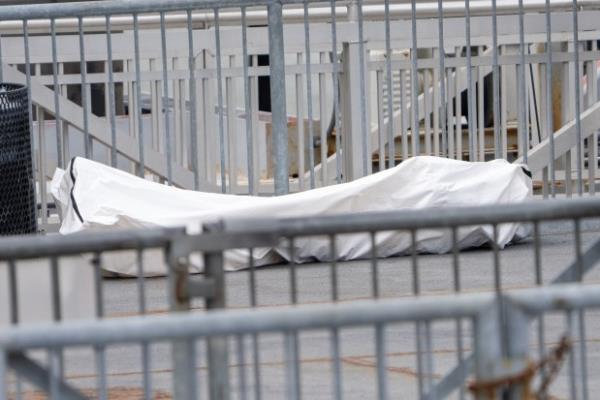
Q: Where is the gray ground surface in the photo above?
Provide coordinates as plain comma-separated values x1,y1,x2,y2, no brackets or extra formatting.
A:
9,220,600,399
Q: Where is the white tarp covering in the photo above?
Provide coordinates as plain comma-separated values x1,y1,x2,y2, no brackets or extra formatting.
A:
51,156,532,276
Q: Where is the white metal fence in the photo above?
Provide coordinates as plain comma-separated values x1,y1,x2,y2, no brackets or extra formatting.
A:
2,197,600,398
0,0,598,229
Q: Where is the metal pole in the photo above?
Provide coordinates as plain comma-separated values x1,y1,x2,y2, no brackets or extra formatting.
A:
268,1,289,195
167,240,198,400
203,223,229,400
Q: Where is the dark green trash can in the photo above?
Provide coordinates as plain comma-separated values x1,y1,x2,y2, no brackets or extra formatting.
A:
0,83,36,235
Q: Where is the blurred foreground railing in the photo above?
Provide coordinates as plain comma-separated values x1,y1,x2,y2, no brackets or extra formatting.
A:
2,197,600,398
2,283,600,399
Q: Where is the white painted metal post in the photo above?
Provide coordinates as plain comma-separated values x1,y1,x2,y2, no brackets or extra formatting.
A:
167,244,197,400
268,1,289,195
341,41,370,181
503,302,532,400
473,304,502,399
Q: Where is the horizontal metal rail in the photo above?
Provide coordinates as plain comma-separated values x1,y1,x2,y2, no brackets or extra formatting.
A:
0,0,597,21
0,283,597,351
222,197,600,236
0,227,183,260
0,0,597,33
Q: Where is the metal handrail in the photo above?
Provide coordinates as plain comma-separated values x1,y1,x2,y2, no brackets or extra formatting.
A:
222,197,600,236
1,283,597,350
0,0,597,34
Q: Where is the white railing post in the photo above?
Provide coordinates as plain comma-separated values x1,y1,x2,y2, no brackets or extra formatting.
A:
268,1,289,195
341,40,370,181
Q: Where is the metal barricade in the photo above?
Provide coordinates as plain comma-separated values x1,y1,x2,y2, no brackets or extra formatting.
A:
167,196,600,399
1,283,600,399
0,197,599,398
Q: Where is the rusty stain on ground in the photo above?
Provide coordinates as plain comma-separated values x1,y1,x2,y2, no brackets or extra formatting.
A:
10,387,172,399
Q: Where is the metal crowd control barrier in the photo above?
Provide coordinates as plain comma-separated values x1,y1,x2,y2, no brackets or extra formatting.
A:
171,196,600,399
2,284,600,399
0,197,600,398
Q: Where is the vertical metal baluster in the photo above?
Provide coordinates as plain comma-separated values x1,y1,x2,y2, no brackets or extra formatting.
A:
160,12,173,185
188,10,200,191
447,67,455,159
225,64,237,194
249,248,257,307
492,0,501,159
303,1,316,188
214,9,227,193
574,219,589,399
50,256,64,398
400,70,408,160
8,260,18,325
437,0,447,157
545,0,555,196
566,310,578,400
492,225,501,294
455,58,462,160
424,321,435,396
237,335,248,400
410,0,420,157
589,41,598,196
330,0,341,183
268,2,290,194
8,260,23,400
424,70,431,155
50,19,63,169
296,52,306,191
7,260,21,400
384,0,394,168
133,14,146,178
572,0,583,196
492,224,509,360
432,64,440,156
22,20,37,224
36,86,47,227
93,253,108,400
465,0,475,161
77,16,91,158
0,349,6,399
248,248,262,400
284,331,300,400
533,221,547,397
451,227,465,400
500,45,508,160
329,235,342,400
319,52,328,185
241,7,255,195
105,15,117,167
287,237,302,398
357,0,368,175
376,70,385,171
517,0,528,164
136,248,151,400
410,230,424,398
329,234,338,302
48,348,59,400
477,60,484,161
375,323,387,400
370,232,379,298
289,237,298,304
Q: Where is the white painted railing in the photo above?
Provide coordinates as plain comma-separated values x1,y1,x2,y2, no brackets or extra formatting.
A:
0,0,597,227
